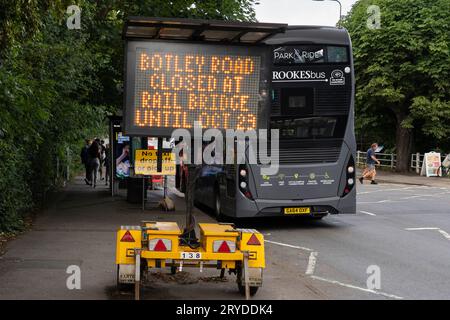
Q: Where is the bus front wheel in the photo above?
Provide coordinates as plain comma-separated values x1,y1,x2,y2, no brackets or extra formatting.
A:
214,188,225,222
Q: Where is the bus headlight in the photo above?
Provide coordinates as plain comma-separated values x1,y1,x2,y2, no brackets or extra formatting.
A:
240,181,247,189
347,166,354,174
347,178,354,185
240,169,247,177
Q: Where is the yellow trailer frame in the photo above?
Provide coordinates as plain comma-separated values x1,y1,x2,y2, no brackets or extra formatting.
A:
116,221,265,299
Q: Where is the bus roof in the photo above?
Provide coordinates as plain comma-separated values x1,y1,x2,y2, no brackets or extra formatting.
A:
264,25,350,46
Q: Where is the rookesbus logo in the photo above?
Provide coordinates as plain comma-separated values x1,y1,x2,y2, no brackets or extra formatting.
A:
272,70,326,81
330,69,345,85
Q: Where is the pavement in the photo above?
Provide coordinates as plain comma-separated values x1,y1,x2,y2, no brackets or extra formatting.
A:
1,172,450,300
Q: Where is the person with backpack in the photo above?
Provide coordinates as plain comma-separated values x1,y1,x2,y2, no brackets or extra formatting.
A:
88,139,101,188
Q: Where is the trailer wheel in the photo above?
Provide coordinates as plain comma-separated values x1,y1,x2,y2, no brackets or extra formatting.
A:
237,283,259,296
171,265,177,275
236,265,259,297
116,266,133,292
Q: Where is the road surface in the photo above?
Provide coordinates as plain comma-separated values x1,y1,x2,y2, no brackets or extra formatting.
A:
1,178,449,299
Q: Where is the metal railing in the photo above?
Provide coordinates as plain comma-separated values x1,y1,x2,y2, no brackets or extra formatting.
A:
356,151,396,169
357,151,448,174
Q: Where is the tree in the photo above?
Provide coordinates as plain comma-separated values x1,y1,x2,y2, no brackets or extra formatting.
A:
0,0,258,232
342,0,450,171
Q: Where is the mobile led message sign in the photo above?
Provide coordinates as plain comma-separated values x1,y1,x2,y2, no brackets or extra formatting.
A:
124,42,272,136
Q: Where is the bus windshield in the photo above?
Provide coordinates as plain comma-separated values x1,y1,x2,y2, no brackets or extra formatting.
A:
270,116,347,139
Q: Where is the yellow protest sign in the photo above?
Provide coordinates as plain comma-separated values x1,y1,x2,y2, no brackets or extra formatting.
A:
134,149,176,176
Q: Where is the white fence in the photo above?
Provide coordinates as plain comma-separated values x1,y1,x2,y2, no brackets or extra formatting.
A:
411,153,423,174
357,151,448,174
356,151,396,169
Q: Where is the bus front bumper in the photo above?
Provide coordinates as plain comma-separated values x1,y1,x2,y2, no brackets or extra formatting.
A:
233,190,356,218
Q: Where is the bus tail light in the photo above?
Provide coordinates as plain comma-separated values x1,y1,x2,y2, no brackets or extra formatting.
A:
213,240,236,253
149,238,172,251
238,164,253,199
343,156,356,196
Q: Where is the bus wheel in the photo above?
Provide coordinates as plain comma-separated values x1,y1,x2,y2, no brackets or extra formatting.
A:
214,189,225,222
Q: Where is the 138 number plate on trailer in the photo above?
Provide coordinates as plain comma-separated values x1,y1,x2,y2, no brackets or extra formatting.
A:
180,252,202,260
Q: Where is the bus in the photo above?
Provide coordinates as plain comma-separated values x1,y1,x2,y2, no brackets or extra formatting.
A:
177,26,356,220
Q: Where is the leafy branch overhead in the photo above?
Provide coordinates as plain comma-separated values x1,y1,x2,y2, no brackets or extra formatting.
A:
0,0,257,232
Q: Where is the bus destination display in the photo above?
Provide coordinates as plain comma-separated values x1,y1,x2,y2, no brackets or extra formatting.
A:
125,43,265,136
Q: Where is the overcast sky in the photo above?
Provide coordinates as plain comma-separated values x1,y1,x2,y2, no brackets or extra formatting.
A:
254,0,358,26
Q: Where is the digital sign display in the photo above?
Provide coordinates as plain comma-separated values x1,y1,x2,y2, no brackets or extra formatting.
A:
124,42,271,136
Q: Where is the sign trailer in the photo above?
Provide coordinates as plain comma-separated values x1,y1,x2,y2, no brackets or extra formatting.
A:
117,17,287,300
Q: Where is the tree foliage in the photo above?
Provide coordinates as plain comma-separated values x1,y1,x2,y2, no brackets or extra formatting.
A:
342,0,450,171
0,0,257,232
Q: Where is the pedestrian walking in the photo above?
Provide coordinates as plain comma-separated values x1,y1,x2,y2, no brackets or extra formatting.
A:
359,143,381,185
88,139,101,188
80,139,91,185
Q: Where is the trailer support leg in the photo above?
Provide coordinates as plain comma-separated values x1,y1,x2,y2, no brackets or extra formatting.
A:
243,251,250,300
179,260,183,272
135,250,141,300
